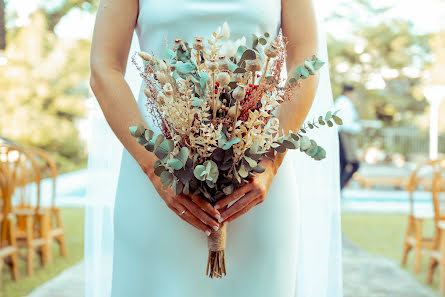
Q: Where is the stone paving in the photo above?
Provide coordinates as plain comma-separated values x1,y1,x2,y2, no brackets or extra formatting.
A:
27,237,439,297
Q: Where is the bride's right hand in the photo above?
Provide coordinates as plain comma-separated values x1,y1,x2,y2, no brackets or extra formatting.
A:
141,159,221,236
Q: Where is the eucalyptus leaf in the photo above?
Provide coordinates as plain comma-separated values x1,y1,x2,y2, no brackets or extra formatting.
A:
240,49,256,62
176,147,189,166
252,165,266,173
325,111,332,122
223,185,234,195
222,138,241,150
300,136,311,151
154,166,165,177
244,156,257,168
175,61,196,74
194,165,206,181
160,171,173,186
259,37,267,45
144,129,154,141
238,164,249,178
168,158,183,170
332,115,343,125
154,134,165,151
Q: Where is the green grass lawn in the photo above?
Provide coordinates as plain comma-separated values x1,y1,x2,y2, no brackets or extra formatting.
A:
342,213,439,292
0,208,84,297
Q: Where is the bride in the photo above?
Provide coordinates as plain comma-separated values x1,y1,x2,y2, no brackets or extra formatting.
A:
87,0,343,296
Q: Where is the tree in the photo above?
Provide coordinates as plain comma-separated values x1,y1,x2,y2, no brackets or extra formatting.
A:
0,10,91,172
0,0,5,49
327,1,431,126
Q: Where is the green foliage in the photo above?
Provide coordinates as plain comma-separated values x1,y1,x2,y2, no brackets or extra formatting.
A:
327,1,431,126
0,10,91,173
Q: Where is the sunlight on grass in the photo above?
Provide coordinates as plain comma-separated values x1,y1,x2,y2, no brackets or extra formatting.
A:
0,208,84,297
342,214,439,293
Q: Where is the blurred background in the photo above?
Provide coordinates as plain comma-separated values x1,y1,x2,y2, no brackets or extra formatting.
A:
0,0,444,296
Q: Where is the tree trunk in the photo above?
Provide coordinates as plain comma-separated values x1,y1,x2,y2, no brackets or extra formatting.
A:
0,0,5,50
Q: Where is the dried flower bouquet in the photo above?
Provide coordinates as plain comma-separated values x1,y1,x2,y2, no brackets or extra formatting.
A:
130,23,342,278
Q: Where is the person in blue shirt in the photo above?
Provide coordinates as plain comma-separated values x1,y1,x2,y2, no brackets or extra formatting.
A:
334,85,362,190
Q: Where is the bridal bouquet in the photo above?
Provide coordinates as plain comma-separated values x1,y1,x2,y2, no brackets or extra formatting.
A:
130,23,341,278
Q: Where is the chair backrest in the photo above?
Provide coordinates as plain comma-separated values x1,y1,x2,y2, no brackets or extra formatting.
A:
432,159,445,223
0,145,42,209
406,159,442,216
28,148,58,207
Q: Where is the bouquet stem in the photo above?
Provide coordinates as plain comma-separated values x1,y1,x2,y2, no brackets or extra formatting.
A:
206,223,227,278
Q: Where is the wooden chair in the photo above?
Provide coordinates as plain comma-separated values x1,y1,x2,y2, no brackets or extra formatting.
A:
426,160,445,286
0,145,50,276
29,148,66,263
401,160,443,273
0,163,20,286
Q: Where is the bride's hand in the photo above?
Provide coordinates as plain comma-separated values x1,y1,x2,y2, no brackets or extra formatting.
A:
215,158,276,223
143,163,221,235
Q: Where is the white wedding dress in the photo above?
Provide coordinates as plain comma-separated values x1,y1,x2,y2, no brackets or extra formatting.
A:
85,0,343,296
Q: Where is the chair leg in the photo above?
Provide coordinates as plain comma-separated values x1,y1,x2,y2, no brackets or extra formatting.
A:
7,218,19,281
54,208,67,257
25,215,34,276
37,210,51,265
414,218,423,274
427,257,438,284
402,216,414,266
440,229,445,294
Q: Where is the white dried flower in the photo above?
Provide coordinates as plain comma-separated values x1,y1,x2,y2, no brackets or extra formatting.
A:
221,40,235,58
232,85,246,101
156,72,168,85
143,88,151,98
228,103,240,119
206,59,218,71
163,83,173,96
222,22,230,40
217,72,230,86
158,60,168,72
138,51,153,62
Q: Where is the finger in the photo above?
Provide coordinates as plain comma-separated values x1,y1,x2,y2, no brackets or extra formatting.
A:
172,202,213,235
214,182,254,210
191,194,221,221
223,198,261,224
220,190,259,221
178,195,220,231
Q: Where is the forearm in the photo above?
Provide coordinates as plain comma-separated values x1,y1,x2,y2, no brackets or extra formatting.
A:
90,69,157,177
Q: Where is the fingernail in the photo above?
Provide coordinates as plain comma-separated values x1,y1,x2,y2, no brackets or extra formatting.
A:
213,225,219,232
214,204,220,210
215,214,221,221
218,217,223,223
205,231,211,236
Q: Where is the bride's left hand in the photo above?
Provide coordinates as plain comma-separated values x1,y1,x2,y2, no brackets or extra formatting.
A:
215,158,276,223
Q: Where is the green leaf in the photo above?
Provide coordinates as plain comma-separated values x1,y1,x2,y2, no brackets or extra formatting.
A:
252,165,266,173
327,120,333,127
237,45,248,58
167,139,175,152
223,185,234,195
176,147,189,165
194,165,206,181
200,71,209,91
306,143,318,157
259,37,267,45
332,115,343,125
154,166,165,177
325,111,332,122
238,164,249,178
164,49,175,60
290,133,299,141
175,61,196,74
183,181,190,195
308,123,314,129
274,144,287,153
168,158,183,170
154,134,165,151
304,60,316,74
160,171,173,186
129,124,145,137
222,138,241,150
204,160,219,181
300,136,311,151
136,136,148,146
243,156,258,168
234,67,246,73
144,129,154,141
240,49,256,62
314,147,326,160
283,139,296,149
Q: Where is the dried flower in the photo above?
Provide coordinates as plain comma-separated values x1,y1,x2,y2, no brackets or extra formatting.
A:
218,56,230,72
216,72,230,86
173,38,185,52
207,59,218,71
228,103,240,119
138,51,153,62
143,88,151,98
156,71,168,85
158,60,168,72
232,85,246,101
264,41,279,58
163,83,173,96
193,37,205,51
221,22,230,40
246,59,262,72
